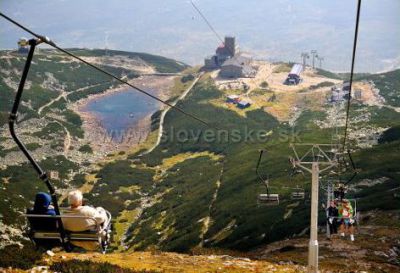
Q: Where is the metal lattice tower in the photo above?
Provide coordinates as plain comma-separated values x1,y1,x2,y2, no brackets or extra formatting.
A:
310,50,318,69
301,52,310,68
317,56,324,69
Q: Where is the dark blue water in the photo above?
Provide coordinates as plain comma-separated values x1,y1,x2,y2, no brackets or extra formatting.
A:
84,88,159,133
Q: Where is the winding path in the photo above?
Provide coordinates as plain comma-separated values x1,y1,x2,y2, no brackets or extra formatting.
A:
38,82,106,115
52,120,71,155
38,92,66,115
144,72,204,154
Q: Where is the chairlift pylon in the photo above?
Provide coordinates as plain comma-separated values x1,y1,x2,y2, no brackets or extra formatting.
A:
256,150,279,205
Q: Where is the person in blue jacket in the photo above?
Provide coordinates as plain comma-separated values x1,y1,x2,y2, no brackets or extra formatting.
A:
27,192,57,230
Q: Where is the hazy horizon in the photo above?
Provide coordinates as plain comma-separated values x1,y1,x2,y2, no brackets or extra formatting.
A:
1,0,399,73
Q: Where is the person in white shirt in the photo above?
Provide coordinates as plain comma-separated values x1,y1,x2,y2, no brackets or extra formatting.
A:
62,190,108,250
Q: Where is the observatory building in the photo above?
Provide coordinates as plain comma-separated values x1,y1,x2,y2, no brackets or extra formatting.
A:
204,36,256,78
204,36,236,69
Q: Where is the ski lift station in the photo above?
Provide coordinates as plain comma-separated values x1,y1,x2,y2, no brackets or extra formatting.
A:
284,63,303,85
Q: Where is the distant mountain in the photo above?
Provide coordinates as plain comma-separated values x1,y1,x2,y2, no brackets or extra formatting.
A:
1,0,399,72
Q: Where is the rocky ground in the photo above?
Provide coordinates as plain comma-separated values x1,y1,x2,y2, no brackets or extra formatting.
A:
251,210,400,273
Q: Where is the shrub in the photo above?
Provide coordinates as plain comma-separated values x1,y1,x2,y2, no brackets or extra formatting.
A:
50,260,157,273
260,81,269,88
180,74,195,83
0,244,42,270
78,144,93,154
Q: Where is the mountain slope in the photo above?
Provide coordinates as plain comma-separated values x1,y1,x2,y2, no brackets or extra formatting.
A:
0,49,188,245
86,68,400,252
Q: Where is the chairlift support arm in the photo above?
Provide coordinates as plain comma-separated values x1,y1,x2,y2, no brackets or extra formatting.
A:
8,38,68,249
255,149,270,196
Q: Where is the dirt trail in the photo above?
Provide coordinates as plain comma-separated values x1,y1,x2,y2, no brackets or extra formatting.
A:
199,167,224,247
52,120,71,155
38,82,107,115
38,92,66,115
144,72,204,154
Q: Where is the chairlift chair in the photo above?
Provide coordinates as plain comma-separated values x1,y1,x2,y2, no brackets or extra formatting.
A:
256,150,279,206
291,185,305,200
288,166,305,200
335,198,359,227
8,38,113,253
25,211,112,253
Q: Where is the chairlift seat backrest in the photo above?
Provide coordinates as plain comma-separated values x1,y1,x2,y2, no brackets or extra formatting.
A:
26,208,58,231
258,193,279,202
291,191,305,200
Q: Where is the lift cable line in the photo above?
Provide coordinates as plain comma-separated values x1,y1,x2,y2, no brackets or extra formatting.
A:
0,11,220,131
190,1,225,46
343,0,362,148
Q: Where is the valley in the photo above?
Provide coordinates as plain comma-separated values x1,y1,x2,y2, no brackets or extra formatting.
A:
0,49,399,272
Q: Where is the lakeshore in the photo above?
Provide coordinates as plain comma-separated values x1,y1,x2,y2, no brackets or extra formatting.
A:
71,75,176,155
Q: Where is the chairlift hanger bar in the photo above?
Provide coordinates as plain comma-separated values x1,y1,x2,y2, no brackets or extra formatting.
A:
0,12,219,131
7,38,69,250
343,149,358,185
255,149,270,195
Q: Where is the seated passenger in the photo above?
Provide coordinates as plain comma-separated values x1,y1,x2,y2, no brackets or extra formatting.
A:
62,190,108,232
27,192,59,249
339,199,355,241
62,190,108,250
27,192,57,231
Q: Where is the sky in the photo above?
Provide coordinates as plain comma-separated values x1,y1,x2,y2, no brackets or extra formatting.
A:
1,0,399,72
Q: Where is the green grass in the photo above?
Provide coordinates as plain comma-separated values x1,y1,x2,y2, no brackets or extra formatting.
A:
363,69,400,107
121,70,400,252
315,69,343,80
379,125,400,143
126,156,223,252
0,155,79,225
85,160,155,216
308,81,335,90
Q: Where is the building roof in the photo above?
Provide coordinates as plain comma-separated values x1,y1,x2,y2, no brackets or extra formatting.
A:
289,64,303,76
238,99,252,105
227,94,240,99
222,54,250,67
